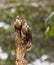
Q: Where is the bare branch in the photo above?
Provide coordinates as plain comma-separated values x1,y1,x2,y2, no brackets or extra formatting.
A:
0,2,39,9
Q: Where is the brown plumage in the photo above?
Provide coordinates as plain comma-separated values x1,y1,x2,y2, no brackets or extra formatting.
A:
14,17,32,44
14,19,21,30
21,20,32,44
14,16,22,37
16,15,20,19
14,16,22,31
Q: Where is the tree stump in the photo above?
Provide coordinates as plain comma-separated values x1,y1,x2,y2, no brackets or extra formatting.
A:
14,31,31,65
14,16,32,65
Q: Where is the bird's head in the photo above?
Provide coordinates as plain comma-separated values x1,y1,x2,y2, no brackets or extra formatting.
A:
16,15,20,19
14,18,21,28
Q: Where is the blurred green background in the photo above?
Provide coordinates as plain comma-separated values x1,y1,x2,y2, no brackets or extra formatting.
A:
0,0,54,65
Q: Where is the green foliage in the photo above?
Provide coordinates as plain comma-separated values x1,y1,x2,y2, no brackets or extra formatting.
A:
45,14,54,38
0,0,54,65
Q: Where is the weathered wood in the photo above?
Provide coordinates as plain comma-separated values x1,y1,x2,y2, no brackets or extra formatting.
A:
14,31,31,65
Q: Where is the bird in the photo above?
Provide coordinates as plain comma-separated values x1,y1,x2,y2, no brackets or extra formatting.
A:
14,16,22,30
14,16,22,36
21,20,32,44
